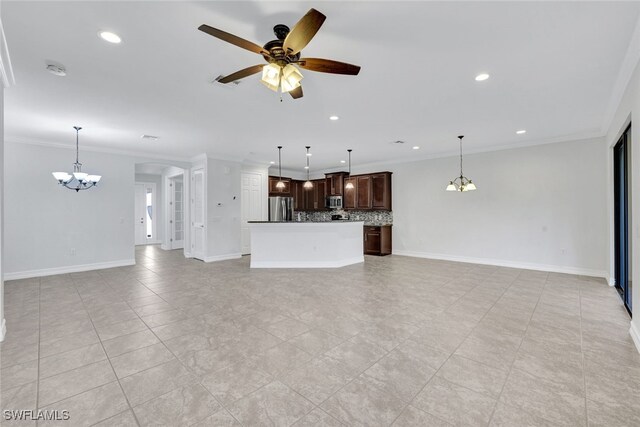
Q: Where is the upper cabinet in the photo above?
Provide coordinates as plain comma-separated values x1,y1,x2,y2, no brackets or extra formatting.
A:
343,172,392,211
344,176,357,209
325,172,347,196
268,176,291,195
371,173,392,210
271,172,391,211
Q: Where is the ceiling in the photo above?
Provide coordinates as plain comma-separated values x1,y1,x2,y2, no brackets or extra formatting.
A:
4,1,640,172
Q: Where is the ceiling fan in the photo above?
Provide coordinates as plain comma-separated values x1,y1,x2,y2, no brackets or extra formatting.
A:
198,8,361,99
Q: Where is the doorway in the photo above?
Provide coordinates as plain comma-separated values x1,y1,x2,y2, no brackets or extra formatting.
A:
614,124,632,314
169,175,184,249
241,172,264,255
191,168,206,260
135,182,157,245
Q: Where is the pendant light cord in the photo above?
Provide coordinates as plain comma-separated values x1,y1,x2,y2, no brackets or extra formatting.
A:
278,146,283,181
348,149,352,177
306,146,310,180
74,126,82,165
458,135,464,178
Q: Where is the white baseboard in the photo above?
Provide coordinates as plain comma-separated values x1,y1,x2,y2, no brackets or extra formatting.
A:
3,259,136,281
204,253,242,263
160,244,170,250
0,319,6,342
251,256,364,269
608,277,616,287
630,321,640,355
392,250,608,279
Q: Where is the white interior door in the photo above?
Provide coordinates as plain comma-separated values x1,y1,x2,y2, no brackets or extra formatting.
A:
135,184,146,245
170,176,184,249
135,182,157,246
241,172,263,255
191,168,205,260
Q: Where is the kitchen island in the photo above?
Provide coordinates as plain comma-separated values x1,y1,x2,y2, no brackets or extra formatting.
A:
248,221,365,268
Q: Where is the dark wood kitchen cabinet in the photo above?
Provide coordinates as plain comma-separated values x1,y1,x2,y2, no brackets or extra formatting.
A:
268,176,291,195
325,172,347,196
356,176,372,209
344,177,357,209
291,180,306,210
302,179,327,210
371,172,392,210
364,225,392,256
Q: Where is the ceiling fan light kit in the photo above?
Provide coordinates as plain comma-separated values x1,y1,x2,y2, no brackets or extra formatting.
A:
198,8,360,100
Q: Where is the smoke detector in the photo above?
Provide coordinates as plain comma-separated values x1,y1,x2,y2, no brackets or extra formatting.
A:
46,64,66,77
140,135,159,141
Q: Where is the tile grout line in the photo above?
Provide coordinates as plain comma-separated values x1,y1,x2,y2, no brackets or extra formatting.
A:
35,277,42,427
73,277,143,427
408,268,531,426
485,270,548,425
120,263,246,426
579,280,589,426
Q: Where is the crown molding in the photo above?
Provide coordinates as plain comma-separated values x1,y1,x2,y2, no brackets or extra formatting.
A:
321,131,606,175
5,135,192,163
0,15,15,88
601,14,640,135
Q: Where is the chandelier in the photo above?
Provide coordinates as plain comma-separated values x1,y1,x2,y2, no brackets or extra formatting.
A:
261,63,303,93
52,126,102,192
446,135,476,192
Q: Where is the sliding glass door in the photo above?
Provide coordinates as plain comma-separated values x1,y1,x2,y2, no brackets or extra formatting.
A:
614,124,632,314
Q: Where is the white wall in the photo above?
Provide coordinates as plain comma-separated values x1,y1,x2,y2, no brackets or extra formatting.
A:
135,172,163,244
4,143,136,278
206,157,241,261
349,138,608,277
0,83,5,340
605,57,640,351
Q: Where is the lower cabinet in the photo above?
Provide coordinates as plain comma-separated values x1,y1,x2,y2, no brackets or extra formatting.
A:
363,225,392,256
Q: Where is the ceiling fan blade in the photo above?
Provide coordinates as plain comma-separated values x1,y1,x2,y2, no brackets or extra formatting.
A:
289,86,303,99
297,58,361,75
198,24,270,57
283,9,326,55
217,65,265,84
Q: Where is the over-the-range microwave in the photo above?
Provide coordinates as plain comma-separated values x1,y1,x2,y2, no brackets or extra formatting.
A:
326,195,343,209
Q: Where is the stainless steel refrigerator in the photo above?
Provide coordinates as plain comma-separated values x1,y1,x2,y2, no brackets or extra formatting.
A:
268,196,294,222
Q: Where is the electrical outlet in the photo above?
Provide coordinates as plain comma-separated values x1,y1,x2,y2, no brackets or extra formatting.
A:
70,248,76,256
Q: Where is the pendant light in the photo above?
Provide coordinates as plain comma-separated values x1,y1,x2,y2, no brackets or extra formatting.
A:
303,146,313,189
52,126,102,192
344,149,354,189
276,146,285,189
446,135,476,192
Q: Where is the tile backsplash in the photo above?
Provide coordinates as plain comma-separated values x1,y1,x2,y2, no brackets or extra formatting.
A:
294,209,393,225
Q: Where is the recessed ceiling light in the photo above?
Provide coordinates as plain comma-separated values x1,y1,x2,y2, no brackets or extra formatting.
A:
270,161,275,164
412,146,420,150
475,73,490,81
340,160,346,164
98,31,122,44
329,115,339,121
516,129,527,134
140,135,159,141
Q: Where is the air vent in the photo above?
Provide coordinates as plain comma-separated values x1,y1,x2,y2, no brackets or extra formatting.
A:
140,135,159,141
213,75,241,85
46,64,66,77
392,140,405,144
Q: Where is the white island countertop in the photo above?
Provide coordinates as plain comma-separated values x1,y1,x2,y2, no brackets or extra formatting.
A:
248,221,365,268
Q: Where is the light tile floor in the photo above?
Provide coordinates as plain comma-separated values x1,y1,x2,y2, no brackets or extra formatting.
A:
1,245,639,426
